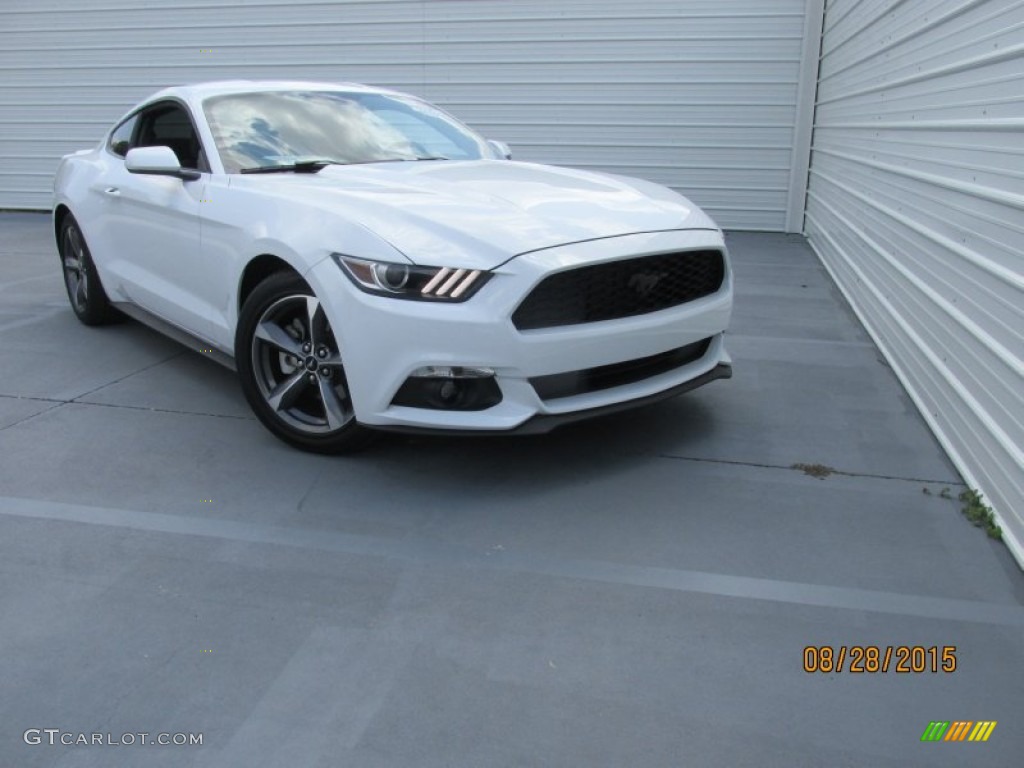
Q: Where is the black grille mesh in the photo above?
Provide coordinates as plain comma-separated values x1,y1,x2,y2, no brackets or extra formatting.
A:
512,249,725,331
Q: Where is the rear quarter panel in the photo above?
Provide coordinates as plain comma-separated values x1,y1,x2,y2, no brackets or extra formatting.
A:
53,146,129,299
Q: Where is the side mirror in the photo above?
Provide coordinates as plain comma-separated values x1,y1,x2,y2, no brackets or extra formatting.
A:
487,140,512,160
125,146,200,180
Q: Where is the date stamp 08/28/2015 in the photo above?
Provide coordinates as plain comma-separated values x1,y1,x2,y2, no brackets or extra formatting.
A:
803,645,958,674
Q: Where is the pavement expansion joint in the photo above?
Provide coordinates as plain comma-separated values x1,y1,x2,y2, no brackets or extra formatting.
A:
0,392,253,425
657,452,963,486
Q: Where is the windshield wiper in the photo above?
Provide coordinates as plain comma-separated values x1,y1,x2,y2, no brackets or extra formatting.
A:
240,158,337,174
343,155,452,165
241,155,452,173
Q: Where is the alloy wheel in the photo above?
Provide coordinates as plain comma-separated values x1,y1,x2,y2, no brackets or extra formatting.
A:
61,224,89,312
250,293,354,434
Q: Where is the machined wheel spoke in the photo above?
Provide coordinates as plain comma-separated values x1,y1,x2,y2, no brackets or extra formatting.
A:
317,377,352,429
304,296,325,349
66,273,81,306
64,255,81,272
254,319,303,357
266,370,310,412
320,352,345,369
75,276,88,304
68,227,83,259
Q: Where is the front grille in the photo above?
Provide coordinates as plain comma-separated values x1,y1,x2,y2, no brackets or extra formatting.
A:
512,249,725,331
530,337,712,401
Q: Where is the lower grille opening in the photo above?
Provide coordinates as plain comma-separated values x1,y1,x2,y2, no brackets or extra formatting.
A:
530,337,712,401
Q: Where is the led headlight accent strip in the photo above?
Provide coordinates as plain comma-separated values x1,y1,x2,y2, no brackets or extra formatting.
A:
420,268,451,295
435,269,467,297
420,268,482,298
450,270,482,298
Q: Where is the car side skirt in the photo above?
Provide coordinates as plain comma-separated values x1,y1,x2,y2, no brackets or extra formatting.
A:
112,302,237,371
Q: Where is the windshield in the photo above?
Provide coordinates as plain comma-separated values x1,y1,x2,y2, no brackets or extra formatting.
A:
203,90,491,173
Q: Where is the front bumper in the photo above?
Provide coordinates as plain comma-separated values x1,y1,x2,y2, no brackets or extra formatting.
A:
371,362,732,436
307,229,733,432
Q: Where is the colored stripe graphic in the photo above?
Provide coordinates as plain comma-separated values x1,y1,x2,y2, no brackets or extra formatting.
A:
944,721,972,741
921,721,996,742
968,722,997,742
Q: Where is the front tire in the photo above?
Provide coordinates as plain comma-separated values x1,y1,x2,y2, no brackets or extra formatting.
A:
58,213,120,325
236,272,374,453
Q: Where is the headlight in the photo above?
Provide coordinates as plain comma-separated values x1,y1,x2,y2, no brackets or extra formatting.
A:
333,254,490,301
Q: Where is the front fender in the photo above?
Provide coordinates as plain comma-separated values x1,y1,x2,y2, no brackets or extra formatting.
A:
205,181,409,342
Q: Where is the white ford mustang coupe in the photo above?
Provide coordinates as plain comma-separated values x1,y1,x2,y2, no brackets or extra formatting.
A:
53,80,733,452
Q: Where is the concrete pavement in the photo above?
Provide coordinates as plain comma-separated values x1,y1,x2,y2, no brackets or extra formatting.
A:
1,213,1021,767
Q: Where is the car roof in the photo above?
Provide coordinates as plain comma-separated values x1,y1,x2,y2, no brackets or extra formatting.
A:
147,80,401,103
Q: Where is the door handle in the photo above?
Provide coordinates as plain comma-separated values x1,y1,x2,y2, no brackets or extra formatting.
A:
104,187,121,196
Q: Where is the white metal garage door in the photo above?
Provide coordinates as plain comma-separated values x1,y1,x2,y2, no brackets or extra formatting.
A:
0,0,817,231
805,0,1024,564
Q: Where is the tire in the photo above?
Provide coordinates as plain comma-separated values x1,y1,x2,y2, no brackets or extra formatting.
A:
58,213,120,325
235,272,375,453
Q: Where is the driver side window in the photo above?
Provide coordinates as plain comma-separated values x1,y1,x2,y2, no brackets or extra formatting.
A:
134,103,208,172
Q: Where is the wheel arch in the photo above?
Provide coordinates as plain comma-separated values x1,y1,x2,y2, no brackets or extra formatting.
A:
237,254,305,316
53,203,72,245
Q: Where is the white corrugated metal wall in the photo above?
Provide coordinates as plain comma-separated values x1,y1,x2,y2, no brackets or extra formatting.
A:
805,0,1024,563
0,0,813,230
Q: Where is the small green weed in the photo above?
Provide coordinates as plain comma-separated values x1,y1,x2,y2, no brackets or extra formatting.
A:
959,489,1002,540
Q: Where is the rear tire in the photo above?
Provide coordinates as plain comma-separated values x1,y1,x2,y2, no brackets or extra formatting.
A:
58,214,120,325
236,272,375,453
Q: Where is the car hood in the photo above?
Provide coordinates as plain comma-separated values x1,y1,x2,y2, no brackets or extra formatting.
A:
234,160,717,269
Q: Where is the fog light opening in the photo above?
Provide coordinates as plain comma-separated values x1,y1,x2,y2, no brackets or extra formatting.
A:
391,367,502,411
